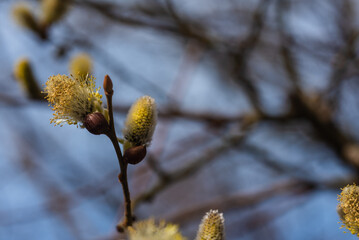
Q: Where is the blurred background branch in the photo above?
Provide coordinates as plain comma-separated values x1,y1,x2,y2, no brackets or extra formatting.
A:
2,0,359,239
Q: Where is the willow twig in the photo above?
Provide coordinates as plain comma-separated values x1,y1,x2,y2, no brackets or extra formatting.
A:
103,75,133,231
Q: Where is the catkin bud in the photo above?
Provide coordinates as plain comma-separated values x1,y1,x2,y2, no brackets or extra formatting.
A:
123,96,157,146
41,0,69,26
12,3,39,33
14,59,43,100
69,53,93,79
124,146,147,165
83,112,110,135
196,210,225,240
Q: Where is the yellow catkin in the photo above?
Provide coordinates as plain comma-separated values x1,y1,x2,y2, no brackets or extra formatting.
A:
41,0,68,25
43,74,102,126
14,58,42,99
128,219,186,240
123,96,157,146
196,210,225,240
12,3,39,33
69,53,93,79
338,184,359,237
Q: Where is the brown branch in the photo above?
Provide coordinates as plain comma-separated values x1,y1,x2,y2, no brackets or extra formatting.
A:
166,179,314,224
132,113,260,209
166,177,347,226
104,75,132,230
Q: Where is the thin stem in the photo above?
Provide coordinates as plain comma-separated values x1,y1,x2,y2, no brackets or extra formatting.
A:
106,91,115,134
105,83,133,230
107,131,133,229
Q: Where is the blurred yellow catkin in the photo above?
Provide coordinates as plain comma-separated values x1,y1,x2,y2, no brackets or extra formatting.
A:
12,3,39,33
69,53,93,79
14,59,43,100
41,0,69,26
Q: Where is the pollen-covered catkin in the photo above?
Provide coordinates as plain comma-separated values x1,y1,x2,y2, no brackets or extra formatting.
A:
128,219,186,240
44,74,102,126
123,96,157,147
196,210,225,240
338,184,359,237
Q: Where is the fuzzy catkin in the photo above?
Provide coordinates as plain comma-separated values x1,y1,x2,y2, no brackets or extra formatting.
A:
123,96,157,146
128,219,186,240
41,0,68,25
196,210,225,240
338,184,359,237
12,3,39,33
69,53,92,79
44,74,102,126
14,59,42,99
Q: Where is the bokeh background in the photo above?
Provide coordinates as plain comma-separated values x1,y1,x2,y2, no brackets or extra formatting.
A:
1,0,359,239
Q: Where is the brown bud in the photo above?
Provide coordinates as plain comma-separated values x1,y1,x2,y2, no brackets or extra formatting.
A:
124,145,147,165
118,173,122,182
116,224,125,233
103,75,113,95
83,112,110,135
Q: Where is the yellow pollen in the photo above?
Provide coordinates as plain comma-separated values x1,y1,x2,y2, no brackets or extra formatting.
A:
44,74,102,126
338,183,359,237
